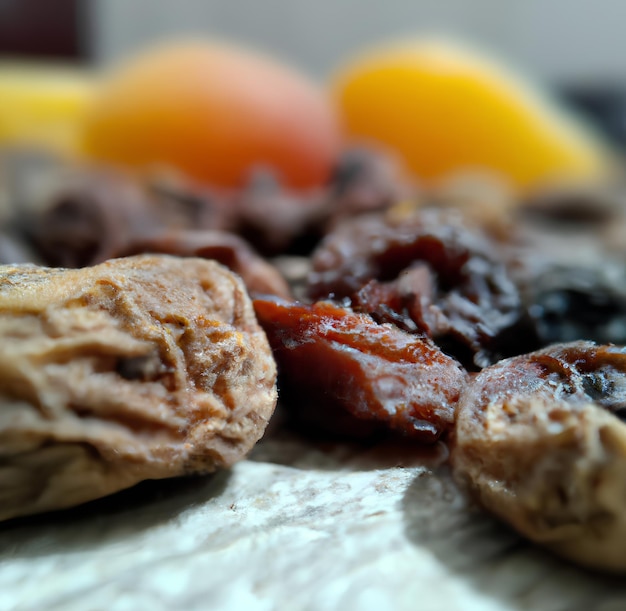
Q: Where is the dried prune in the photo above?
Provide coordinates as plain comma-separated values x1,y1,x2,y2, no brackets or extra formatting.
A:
508,184,626,342
0,255,277,520
322,147,411,227
230,148,411,256
452,341,626,573
308,209,538,368
254,297,468,442
524,264,626,346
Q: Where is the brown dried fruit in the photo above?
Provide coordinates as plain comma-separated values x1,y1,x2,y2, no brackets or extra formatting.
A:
307,209,538,368
0,254,277,520
119,148,413,257
118,229,291,299
452,341,626,573
254,297,468,442
18,167,175,268
2,158,290,298
320,147,412,229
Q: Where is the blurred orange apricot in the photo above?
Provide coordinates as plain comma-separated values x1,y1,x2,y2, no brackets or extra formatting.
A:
82,41,341,189
332,39,614,192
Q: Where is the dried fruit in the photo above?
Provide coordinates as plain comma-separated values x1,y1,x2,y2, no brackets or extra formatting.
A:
120,230,291,298
308,209,538,368
254,297,468,442
0,62,95,156
506,185,626,347
0,255,277,520
81,41,340,189
20,166,163,268
452,341,626,573
522,263,626,346
332,38,612,191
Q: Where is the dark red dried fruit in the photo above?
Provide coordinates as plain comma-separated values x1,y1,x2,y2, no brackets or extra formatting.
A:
307,209,538,368
253,297,468,442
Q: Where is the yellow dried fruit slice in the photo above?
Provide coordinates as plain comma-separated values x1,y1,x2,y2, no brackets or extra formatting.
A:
0,62,95,156
332,39,614,192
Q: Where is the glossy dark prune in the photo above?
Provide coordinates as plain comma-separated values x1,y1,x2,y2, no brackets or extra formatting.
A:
524,265,626,346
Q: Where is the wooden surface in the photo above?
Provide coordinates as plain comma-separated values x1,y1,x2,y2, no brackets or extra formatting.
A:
0,427,625,611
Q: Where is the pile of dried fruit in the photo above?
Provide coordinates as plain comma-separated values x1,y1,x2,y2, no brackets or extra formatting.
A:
1,38,625,574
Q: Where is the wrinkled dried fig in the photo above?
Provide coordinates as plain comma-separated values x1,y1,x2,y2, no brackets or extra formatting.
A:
452,342,626,573
0,254,277,520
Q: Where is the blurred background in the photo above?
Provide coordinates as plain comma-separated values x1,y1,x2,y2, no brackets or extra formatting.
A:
1,0,625,147
92,0,626,87
0,0,623,82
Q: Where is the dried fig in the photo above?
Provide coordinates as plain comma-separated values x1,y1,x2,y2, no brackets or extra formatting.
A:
0,255,277,520
452,341,626,573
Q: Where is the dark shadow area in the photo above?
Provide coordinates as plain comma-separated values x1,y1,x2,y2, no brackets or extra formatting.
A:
0,470,231,559
401,468,626,610
249,403,450,472
251,425,449,474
